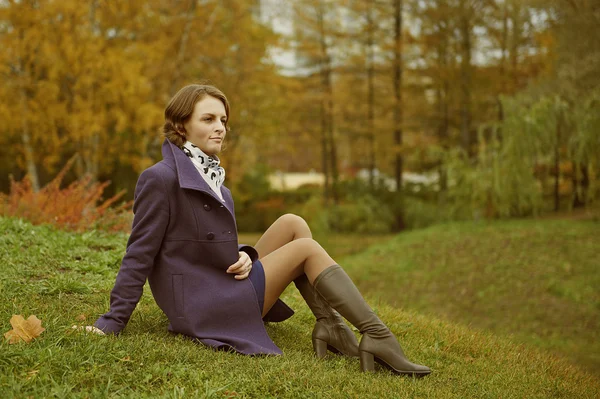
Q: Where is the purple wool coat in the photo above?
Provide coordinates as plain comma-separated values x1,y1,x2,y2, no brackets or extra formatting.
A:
94,139,294,355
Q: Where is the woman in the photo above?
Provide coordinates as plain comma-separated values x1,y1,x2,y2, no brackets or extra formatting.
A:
93,84,430,377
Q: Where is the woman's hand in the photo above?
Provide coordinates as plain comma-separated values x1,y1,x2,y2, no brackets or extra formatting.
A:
227,251,253,280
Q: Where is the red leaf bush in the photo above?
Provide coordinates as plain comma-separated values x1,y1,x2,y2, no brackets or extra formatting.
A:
0,158,132,232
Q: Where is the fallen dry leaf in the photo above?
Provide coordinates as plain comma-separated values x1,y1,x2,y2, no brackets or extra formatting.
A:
75,314,87,321
4,315,45,344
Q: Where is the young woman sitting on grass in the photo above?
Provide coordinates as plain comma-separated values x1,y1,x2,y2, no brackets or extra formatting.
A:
90,83,430,377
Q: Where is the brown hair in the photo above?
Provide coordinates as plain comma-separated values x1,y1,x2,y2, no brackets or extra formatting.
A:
163,84,230,147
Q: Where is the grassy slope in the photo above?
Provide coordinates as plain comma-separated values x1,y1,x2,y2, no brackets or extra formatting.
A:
341,219,600,375
1,217,599,398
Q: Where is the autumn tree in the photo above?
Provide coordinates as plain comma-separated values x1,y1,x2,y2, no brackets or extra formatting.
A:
0,0,63,191
290,0,346,204
532,0,600,208
0,0,286,195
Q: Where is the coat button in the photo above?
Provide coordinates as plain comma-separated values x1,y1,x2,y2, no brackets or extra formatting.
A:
203,204,212,211
206,232,215,240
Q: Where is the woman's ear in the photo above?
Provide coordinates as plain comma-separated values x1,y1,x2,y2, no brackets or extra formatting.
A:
176,124,186,135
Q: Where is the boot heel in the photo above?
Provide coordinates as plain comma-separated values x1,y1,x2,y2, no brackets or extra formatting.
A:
360,351,375,372
312,338,328,359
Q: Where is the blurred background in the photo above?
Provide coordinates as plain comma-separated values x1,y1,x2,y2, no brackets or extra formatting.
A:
0,0,598,232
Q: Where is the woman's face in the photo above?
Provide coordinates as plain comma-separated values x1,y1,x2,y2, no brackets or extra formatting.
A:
183,95,227,156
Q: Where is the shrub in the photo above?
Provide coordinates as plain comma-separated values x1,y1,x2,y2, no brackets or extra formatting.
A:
402,195,452,229
0,157,132,232
289,194,331,233
292,188,396,234
328,195,395,233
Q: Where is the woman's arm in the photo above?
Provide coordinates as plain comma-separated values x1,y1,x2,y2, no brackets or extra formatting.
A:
94,168,170,335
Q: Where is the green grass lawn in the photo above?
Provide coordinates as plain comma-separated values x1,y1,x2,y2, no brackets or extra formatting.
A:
339,219,600,376
1,217,600,398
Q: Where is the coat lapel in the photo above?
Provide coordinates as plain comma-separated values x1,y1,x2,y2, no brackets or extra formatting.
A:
162,140,235,219
220,187,236,217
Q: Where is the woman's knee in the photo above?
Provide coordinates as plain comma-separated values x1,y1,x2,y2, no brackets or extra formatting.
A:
278,213,311,237
277,213,306,226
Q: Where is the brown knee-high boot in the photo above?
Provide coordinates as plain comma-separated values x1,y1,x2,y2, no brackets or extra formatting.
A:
294,274,359,358
313,265,431,376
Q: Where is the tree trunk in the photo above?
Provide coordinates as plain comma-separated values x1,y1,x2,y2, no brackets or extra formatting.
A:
571,161,581,208
317,1,334,204
326,80,339,204
509,0,521,90
366,2,376,187
459,0,472,156
437,8,450,193
321,101,330,204
20,87,40,192
86,0,100,182
572,162,589,208
498,0,508,122
581,163,590,206
554,113,561,212
393,0,405,230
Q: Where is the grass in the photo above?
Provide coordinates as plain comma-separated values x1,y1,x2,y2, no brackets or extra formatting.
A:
340,218,600,376
1,217,600,398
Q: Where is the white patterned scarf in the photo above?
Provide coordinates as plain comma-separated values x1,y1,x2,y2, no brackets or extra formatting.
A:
182,141,226,201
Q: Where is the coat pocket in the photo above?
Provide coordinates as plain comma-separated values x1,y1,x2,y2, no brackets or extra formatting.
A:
172,274,185,319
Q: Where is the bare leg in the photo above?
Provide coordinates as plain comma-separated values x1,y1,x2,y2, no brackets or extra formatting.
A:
253,213,312,258
260,238,335,317
254,218,429,374
253,213,325,317
255,214,359,358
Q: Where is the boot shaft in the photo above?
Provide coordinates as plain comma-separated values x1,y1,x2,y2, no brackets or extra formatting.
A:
313,265,389,337
294,273,359,358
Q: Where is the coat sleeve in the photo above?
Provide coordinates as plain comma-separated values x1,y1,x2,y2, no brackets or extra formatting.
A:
94,168,170,334
238,244,259,263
